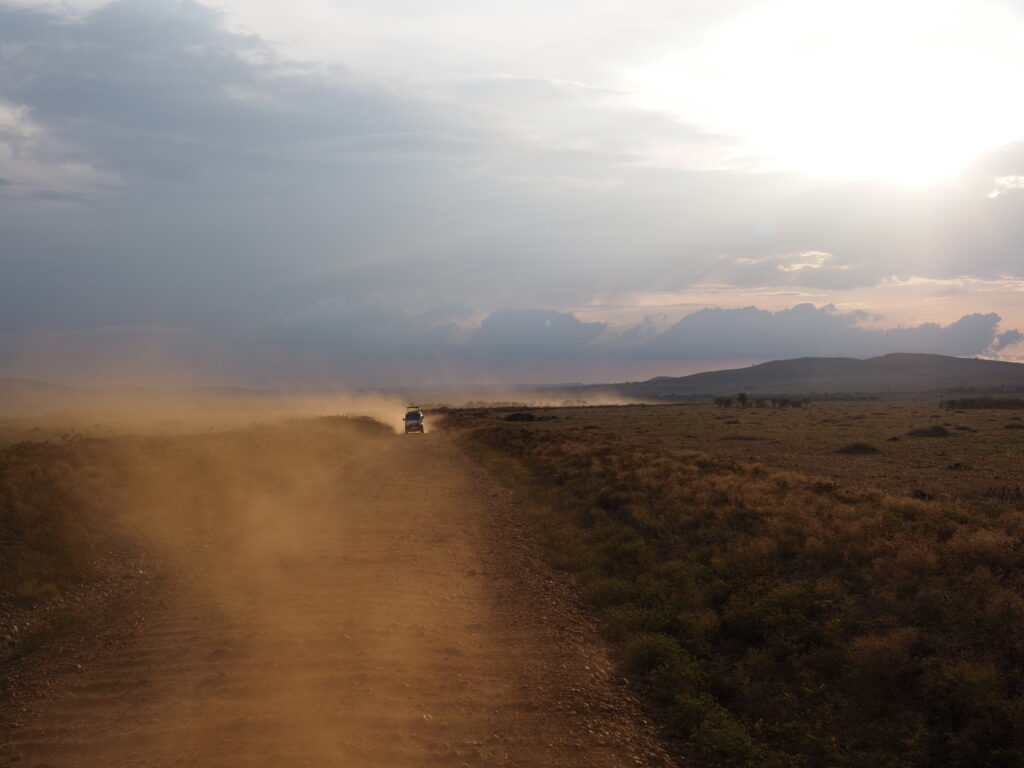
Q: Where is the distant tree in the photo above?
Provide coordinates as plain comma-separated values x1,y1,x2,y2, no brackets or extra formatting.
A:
714,396,734,408
737,392,749,408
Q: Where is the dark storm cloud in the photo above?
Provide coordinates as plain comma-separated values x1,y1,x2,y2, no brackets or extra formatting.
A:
259,301,457,363
262,306,609,384
0,0,449,181
249,303,1016,385
2,301,1017,387
468,309,607,362
0,0,480,331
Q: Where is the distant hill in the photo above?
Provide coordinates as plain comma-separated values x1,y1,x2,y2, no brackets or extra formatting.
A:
612,353,1024,398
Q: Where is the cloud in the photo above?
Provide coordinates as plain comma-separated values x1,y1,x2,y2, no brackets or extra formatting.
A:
0,0,454,186
0,95,118,199
248,304,1018,383
643,304,1011,361
4,302,1017,388
469,309,606,362
994,328,1024,352
703,250,882,291
1,1,1024,388
988,176,1024,198
260,300,457,364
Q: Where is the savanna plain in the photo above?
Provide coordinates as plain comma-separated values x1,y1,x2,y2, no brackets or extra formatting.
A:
2,398,1023,767
449,399,1024,767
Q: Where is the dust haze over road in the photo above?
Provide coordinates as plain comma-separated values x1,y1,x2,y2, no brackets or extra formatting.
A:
0,420,675,767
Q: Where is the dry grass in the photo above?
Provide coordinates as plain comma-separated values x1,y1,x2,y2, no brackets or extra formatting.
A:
449,401,1024,768
456,400,1024,503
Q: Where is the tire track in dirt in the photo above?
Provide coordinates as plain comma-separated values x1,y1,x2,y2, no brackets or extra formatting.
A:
1,430,677,767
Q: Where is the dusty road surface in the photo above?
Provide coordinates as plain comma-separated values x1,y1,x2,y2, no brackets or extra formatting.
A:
1,428,677,767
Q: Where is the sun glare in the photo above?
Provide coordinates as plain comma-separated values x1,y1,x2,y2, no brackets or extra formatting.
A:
628,0,1024,184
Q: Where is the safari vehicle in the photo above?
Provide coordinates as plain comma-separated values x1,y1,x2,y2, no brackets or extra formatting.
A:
404,406,425,434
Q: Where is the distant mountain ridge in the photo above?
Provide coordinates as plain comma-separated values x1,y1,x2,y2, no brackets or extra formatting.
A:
615,353,1024,398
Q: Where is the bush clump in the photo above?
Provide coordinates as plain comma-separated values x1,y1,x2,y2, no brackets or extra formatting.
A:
906,425,952,437
504,412,538,422
836,441,881,454
582,576,638,607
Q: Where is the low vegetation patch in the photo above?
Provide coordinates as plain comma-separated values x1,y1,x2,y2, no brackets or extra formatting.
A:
836,442,881,455
451,413,1024,768
905,425,952,438
941,397,1024,410
503,411,557,422
504,412,538,422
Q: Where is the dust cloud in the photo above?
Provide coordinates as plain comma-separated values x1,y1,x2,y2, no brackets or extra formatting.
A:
3,416,440,764
0,381,646,448
0,368,653,765
0,384,412,446
415,390,649,409
1,415,675,766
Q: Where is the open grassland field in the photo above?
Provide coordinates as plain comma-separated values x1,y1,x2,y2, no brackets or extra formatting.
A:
469,400,1024,503
448,400,1024,768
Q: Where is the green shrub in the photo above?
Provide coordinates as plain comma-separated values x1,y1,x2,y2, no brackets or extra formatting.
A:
906,425,952,438
622,632,687,674
671,694,766,768
836,442,881,455
582,576,638,607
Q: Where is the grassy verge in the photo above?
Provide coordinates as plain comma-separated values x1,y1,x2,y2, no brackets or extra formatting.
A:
449,411,1024,768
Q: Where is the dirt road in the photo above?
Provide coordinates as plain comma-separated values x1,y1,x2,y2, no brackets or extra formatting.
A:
0,429,677,767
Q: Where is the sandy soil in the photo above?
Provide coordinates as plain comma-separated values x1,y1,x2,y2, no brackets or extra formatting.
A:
0,430,678,767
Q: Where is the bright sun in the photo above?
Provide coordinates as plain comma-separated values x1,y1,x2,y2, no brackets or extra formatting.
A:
628,0,1024,184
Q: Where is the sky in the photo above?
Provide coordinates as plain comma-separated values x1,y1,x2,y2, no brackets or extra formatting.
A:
1,0,1023,388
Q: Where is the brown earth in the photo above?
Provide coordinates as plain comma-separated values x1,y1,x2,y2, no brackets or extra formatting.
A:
0,429,678,767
